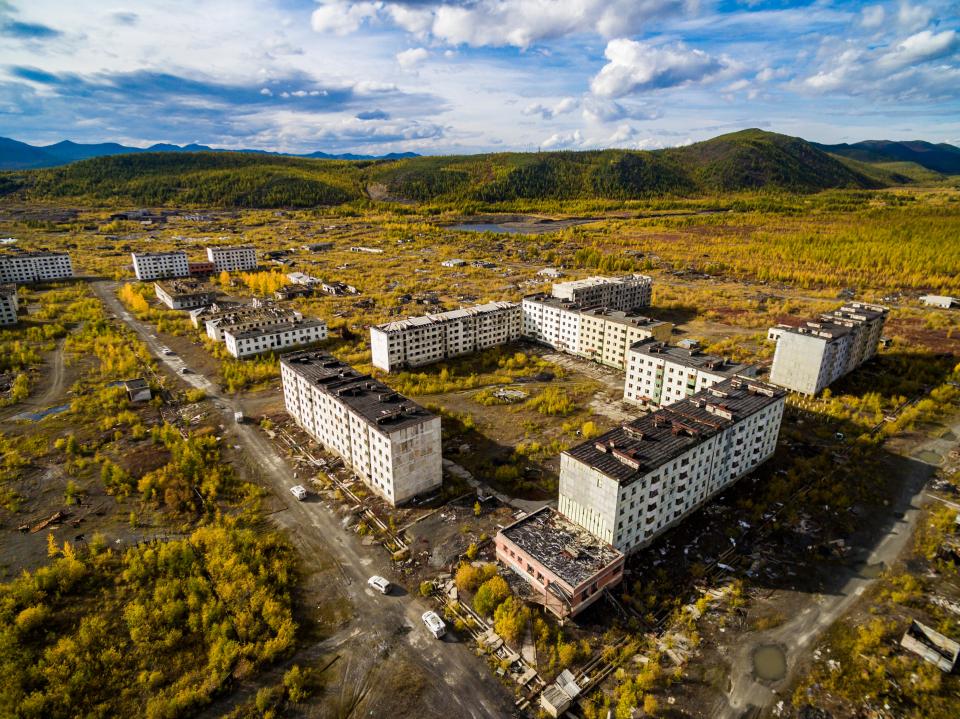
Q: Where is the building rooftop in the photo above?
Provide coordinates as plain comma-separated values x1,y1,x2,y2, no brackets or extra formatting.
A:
214,307,299,329
208,244,255,251
373,301,518,333
226,318,325,341
629,339,753,375
500,507,623,588
132,250,186,258
123,378,149,390
580,307,667,330
0,284,16,299
0,250,70,259
281,350,435,433
565,377,785,485
155,279,215,297
552,274,651,294
825,302,888,324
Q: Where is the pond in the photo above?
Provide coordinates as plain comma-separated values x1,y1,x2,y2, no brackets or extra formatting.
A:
449,217,599,235
752,644,787,681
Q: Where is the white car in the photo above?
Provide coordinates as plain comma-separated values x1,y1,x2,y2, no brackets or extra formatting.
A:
367,575,391,594
290,485,308,501
422,610,446,639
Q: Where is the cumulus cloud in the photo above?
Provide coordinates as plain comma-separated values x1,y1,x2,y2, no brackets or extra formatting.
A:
397,47,429,70
860,5,885,29
896,1,934,32
522,96,577,119
541,129,583,149
801,28,960,100
311,0,691,48
590,39,730,98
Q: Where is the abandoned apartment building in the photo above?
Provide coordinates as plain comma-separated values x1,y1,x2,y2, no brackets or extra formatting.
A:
624,339,758,408
768,301,888,396
154,279,217,310
223,317,327,358
496,507,625,619
203,305,303,342
281,351,442,505
370,301,522,372
559,377,786,554
0,250,74,284
0,285,18,325
521,295,671,370
206,244,257,273
132,250,189,281
550,274,653,311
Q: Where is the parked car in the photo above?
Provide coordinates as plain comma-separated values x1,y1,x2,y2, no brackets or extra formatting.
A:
179,367,190,374
367,575,391,594
422,610,446,639
290,485,308,501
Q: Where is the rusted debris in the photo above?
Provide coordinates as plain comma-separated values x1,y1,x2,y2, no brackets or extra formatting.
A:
30,510,67,533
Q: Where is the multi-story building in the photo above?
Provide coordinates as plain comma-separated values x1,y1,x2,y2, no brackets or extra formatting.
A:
521,295,672,369
223,318,327,358
188,261,216,277
154,280,217,310
280,351,442,505
768,302,888,396
370,301,522,372
0,285,18,325
0,251,73,284
131,251,189,281
559,377,785,554
208,307,303,342
496,507,625,619
624,339,756,408
206,245,257,273
550,274,653,311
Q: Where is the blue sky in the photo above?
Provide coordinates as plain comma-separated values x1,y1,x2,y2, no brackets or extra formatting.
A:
1,0,958,154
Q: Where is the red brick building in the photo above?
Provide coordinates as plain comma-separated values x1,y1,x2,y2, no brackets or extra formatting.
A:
496,507,624,620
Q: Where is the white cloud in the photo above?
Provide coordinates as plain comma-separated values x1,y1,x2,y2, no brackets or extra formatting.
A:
896,1,934,32
860,5,885,29
312,0,691,49
522,96,577,119
310,1,380,35
877,29,958,71
541,129,583,149
590,39,730,98
397,47,429,70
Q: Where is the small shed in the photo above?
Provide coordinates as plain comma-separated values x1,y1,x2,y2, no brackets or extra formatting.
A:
539,669,581,718
901,620,960,672
920,295,958,309
123,378,152,402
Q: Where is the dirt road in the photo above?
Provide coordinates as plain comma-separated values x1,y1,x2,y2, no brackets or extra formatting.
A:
92,281,516,718
718,417,959,718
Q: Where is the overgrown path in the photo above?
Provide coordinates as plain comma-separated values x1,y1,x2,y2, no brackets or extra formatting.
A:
91,280,515,718
0,336,66,421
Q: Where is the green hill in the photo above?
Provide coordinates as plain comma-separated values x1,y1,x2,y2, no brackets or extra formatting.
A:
3,129,890,208
813,139,960,175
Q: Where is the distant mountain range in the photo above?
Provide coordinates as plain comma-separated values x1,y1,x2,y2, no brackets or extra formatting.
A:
0,136,419,170
813,140,960,175
1,129,957,209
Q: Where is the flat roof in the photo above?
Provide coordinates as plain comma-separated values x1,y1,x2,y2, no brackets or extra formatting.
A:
552,274,651,292
132,250,186,258
564,377,785,485
155,280,215,297
629,339,752,375
580,307,667,329
207,244,255,251
0,284,17,298
281,350,435,432
227,318,325,340
500,507,623,588
373,301,518,333
0,251,69,259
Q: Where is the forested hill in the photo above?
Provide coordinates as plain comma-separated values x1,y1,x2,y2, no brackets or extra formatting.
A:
2,129,889,208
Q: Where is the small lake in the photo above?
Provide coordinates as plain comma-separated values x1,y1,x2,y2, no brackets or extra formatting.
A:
752,644,787,681
450,217,599,235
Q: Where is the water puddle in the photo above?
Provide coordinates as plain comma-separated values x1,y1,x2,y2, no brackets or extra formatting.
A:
752,644,786,681
941,430,956,442
11,404,70,422
853,560,886,578
913,449,942,465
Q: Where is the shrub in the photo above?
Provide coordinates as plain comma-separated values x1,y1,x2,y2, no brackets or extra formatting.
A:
473,575,511,616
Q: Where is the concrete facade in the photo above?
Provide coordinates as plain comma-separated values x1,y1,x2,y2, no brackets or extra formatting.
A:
550,274,652,310
206,307,303,342
370,301,521,372
559,377,786,554
769,302,887,395
0,252,73,284
624,339,757,408
206,245,257,272
522,295,672,370
132,251,189,281
0,285,18,325
224,318,327,358
281,351,442,505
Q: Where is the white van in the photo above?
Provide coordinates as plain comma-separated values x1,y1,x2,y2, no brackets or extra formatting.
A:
290,485,308,501
422,610,446,639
